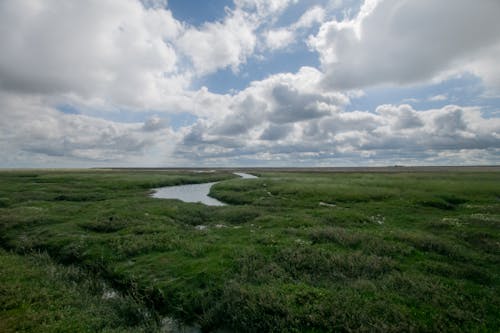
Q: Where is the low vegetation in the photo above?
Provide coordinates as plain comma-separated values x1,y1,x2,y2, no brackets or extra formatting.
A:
0,249,158,332
0,169,499,332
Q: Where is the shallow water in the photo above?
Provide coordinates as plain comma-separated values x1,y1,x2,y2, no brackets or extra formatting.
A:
233,172,258,179
152,182,226,206
151,172,256,206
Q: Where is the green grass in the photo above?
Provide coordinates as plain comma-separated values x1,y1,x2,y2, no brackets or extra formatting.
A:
0,169,499,332
0,249,158,332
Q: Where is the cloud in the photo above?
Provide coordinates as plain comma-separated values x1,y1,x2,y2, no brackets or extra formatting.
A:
208,66,347,134
294,6,325,29
264,28,295,51
309,0,500,91
177,92,500,165
0,92,177,166
140,0,168,9
177,0,307,74
234,0,298,17
176,66,348,157
264,6,325,51
177,8,257,75
375,104,423,130
0,0,498,167
0,0,184,109
428,94,447,102
142,116,169,131
259,124,293,141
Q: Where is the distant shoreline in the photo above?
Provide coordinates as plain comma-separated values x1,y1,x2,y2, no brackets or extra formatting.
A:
1,165,499,172
100,166,500,173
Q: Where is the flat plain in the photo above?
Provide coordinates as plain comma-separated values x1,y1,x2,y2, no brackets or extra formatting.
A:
0,168,499,332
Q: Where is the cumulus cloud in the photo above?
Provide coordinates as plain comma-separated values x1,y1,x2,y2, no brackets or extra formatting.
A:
0,93,177,166
264,28,295,51
176,67,348,157
428,94,448,102
309,0,500,91
294,6,325,29
196,66,347,135
234,0,298,17
0,0,184,109
177,0,307,74
140,0,168,9
178,89,500,164
264,6,325,51
177,9,257,75
142,116,169,131
260,124,293,141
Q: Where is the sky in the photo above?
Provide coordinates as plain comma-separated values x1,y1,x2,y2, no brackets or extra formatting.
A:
0,0,499,168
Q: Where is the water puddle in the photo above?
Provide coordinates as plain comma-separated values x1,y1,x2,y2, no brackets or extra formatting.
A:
151,172,257,206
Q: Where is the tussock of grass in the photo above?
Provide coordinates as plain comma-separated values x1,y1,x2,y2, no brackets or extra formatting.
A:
173,205,214,225
308,226,365,246
395,232,467,259
0,197,10,208
79,215,131,233
0,249,158,333
215,206,261,224
360,237,415,257
461,231,500,255
276,247,395,282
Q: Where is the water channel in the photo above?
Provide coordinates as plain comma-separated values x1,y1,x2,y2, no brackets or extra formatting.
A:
151,172,257,205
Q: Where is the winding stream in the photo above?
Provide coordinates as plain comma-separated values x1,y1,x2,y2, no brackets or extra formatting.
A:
151,172,257,205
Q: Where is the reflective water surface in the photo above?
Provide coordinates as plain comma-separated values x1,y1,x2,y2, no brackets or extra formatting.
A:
151,172,257,206
233,172,258,179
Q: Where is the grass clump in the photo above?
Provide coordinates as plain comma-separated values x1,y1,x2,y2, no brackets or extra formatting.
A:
395,232,466,259
216,206,261,224
79,215,131,233
276,246,395,282
308,226,365,247
0,197,10,208
0,249,158,333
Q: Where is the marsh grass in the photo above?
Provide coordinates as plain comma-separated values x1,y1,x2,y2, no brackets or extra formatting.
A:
308,226,365,246
0,249,158,333
79,214,132,232
0,169,499,332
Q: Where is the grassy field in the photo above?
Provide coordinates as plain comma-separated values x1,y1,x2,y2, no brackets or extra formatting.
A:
0,169,499,332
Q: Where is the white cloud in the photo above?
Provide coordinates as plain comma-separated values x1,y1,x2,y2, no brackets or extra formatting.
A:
0,0,184,109
177,0,307,74
0,92,178,166
234,0,298,17
178,90,500,164
177,9,257,75
141,0,168,9
294,6,325,29
264,29,295,51
309,0,500,91
428,94,447,102
211,66,347,129
466,43,500,93
264,6,325,51
177,67,349,156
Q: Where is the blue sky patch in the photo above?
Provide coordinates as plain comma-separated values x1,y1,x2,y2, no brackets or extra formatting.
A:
168,0,234,26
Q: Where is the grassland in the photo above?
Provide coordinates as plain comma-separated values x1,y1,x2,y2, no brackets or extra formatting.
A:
0,169,499,332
